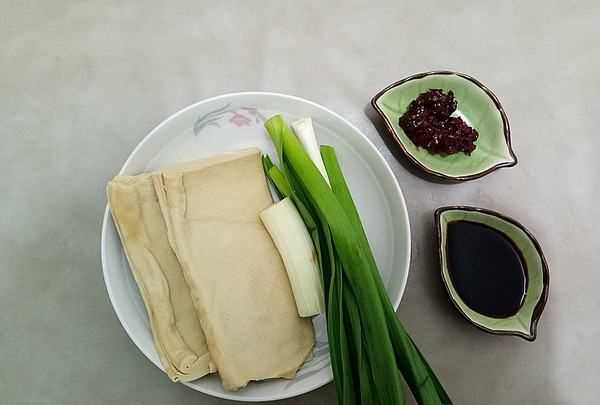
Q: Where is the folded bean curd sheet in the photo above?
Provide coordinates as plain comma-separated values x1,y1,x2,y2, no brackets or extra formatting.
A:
153,148,314,391
107,174,213,382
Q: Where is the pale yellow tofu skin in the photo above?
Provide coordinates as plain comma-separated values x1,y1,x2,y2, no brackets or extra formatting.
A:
107,175,213,382
153,149,315,391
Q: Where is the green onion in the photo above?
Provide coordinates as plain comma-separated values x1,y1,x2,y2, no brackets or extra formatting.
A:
263,115,452,405
321,145,451,404
291,118,330,185
260,197,324,317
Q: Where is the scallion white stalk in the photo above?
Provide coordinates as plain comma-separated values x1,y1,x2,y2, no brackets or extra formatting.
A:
260,197,325,317
291,118,330,185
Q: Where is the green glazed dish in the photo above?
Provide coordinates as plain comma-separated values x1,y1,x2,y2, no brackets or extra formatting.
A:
372,71,517,181
435,206,549,341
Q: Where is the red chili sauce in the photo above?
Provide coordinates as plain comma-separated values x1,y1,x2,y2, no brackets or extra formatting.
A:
398,89,479,155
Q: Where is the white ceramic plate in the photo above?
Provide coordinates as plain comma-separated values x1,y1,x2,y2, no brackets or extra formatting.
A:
100,92,411,402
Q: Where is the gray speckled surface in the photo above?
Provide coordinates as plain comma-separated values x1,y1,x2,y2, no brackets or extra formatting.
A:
2,1,598,404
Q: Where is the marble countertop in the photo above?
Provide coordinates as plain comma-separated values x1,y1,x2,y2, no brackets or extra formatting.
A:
2,1,598,404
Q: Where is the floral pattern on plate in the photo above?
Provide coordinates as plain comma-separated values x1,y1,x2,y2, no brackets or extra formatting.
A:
194,103,267,135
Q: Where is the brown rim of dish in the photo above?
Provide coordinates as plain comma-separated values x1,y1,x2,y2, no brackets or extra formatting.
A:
371,71,518,182
434,206,550,341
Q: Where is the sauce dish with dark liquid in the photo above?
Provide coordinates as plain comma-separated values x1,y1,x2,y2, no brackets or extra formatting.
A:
435,206,549,341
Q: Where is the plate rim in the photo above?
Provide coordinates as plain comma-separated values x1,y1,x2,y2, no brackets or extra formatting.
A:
100,91,411,401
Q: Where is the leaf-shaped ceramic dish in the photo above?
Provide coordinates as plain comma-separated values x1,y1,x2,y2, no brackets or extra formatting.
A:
372,71,517,181
435,206,549,341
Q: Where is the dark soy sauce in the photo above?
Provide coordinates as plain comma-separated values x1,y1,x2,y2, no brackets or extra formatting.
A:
446,220,527,318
